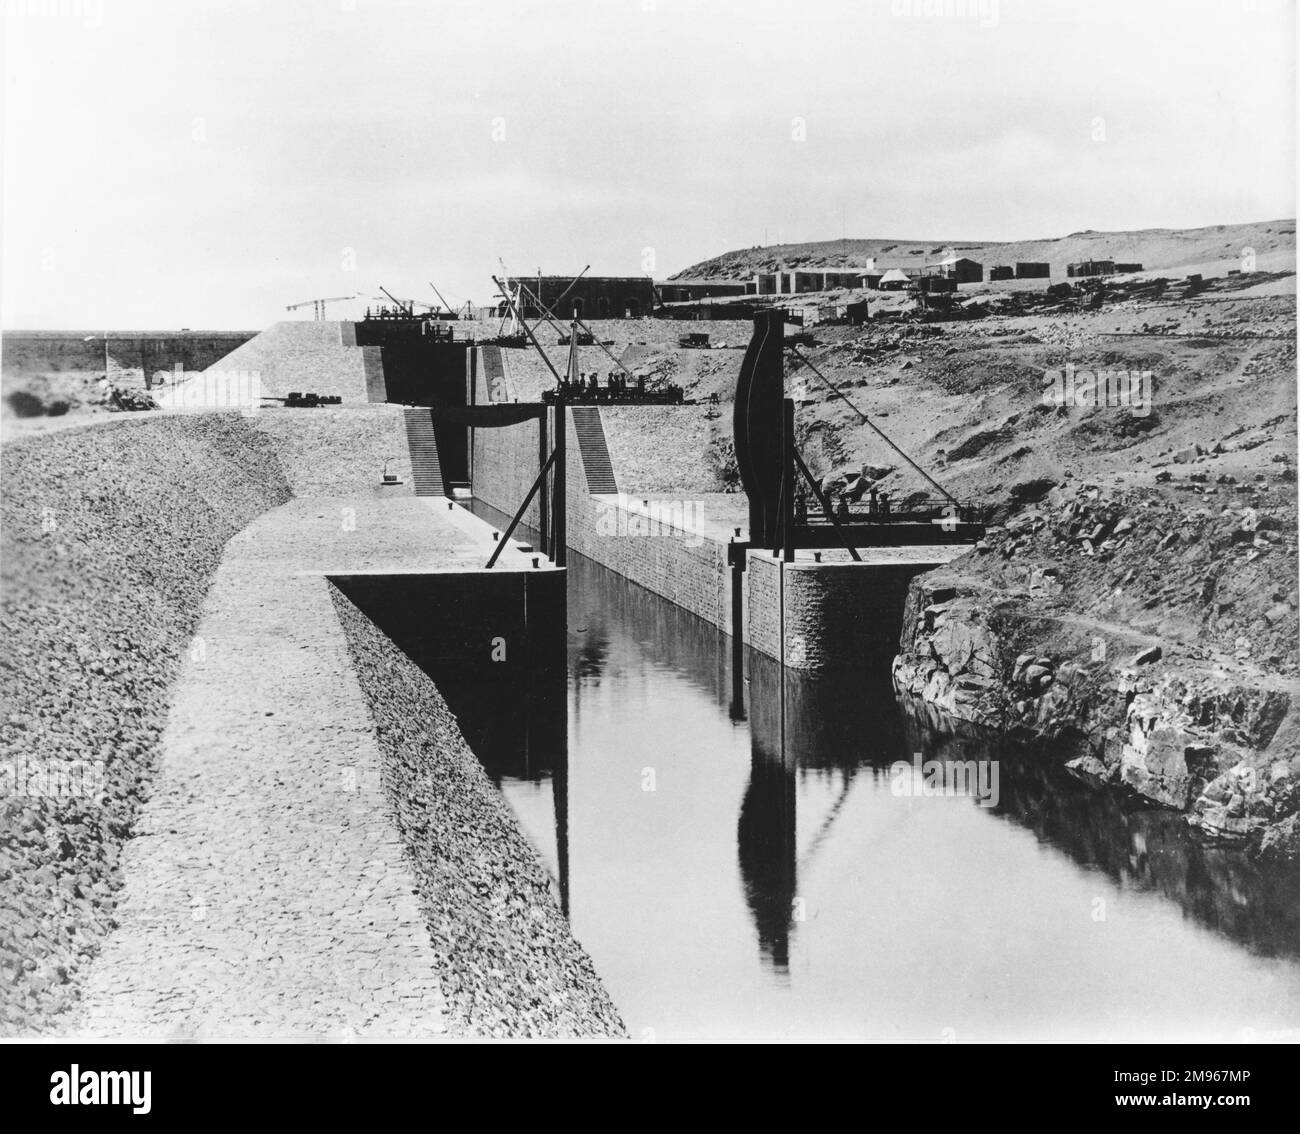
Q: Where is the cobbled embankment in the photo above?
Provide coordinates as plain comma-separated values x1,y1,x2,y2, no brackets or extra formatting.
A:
1,414,293,1033
330,586,626,1038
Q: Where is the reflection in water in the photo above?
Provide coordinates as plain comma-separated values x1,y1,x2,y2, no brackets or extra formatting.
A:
737,728,796,969
463,503,1300,1037
738,654,898,971
899,704,1300,961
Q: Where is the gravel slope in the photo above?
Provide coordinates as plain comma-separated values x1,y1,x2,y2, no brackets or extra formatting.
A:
0,414,293,1033
331,587,626,1038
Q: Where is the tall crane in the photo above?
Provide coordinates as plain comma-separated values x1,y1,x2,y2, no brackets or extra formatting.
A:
286,295,356,320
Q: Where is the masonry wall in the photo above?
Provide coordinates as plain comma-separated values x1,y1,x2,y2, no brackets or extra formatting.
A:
747,554,940,675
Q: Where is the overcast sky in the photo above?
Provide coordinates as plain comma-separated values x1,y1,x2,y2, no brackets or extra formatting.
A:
2,0,1294,329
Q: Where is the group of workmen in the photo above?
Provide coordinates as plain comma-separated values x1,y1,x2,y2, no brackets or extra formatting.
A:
558,370,646,396
794,485,892,522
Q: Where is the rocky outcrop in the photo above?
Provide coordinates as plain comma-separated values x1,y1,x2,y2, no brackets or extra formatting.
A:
894,481,1300,860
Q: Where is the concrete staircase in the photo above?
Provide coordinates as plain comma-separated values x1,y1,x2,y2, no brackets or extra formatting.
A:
570,406,618,494
402,408,446,496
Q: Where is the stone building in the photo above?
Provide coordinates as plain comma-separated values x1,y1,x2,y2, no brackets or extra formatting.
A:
523,276,656,319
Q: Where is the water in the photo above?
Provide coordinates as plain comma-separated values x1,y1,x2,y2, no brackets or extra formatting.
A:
452,519,1300,1041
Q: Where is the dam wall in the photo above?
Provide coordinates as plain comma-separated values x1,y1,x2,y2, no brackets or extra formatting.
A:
1,330,256,383
467,375,962,671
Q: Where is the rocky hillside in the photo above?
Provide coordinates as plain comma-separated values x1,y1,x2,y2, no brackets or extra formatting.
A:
673,218,1296,281
651,266,1299,862
893,476,1299,860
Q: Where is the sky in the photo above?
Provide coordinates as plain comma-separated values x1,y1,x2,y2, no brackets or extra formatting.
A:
1,0,1295,329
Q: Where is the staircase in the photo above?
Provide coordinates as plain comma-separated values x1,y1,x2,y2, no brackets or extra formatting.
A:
402,408,446,496
570,406,618,495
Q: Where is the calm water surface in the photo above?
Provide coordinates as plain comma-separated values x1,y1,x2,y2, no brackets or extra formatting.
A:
451,517,1300,1041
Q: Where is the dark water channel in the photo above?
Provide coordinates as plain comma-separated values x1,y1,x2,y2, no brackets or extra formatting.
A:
445,512,1300,1041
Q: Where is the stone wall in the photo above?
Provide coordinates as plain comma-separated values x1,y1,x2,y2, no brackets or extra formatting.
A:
746,553,935,673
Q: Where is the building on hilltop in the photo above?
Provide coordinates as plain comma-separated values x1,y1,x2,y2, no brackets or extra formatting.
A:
1067,260,1115,277
922,255,983,284
752,268,875,295
520,275,656,319
655,279,751,303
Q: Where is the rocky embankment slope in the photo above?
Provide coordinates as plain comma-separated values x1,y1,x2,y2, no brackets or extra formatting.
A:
331,591,625,1038
894,472,1300,860
0,416,293,1032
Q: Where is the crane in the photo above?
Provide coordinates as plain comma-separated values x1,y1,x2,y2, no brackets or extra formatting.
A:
286,295,357,320
374,287,440,317
428,281,454,317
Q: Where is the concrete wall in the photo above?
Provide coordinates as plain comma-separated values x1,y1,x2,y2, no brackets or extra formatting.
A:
470,403,735,631
330,568,566,680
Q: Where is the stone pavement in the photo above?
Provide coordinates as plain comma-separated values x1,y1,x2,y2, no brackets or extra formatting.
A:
73,497,539,1039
